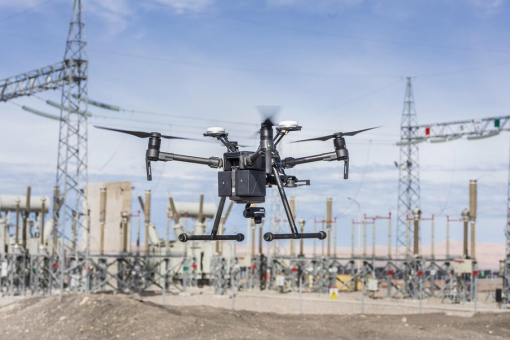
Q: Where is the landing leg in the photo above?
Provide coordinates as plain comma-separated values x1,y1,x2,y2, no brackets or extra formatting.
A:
264,165,326,242
179,197,244,243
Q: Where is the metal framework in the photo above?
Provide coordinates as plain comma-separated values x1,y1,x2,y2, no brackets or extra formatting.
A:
55,0,89,291
0,0,89,293
0,61,77,102
397,77,421,258
396,77,510,301
410,117,509,140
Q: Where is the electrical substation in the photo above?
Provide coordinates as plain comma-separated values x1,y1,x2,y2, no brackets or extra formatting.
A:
1,0,510,338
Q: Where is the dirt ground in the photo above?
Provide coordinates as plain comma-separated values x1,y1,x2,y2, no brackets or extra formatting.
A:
0,294,509,340
141,286,505,317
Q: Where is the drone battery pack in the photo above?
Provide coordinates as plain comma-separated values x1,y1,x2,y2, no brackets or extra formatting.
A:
218,171,232,197
236,170,266,197
218,170,265,199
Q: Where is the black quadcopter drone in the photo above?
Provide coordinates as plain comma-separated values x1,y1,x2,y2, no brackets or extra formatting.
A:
95,112,377,243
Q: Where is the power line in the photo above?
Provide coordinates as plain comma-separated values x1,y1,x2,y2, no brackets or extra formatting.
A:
0,30,400,79
140,0,510,54
0,0,58,23
5,99,255,136
314,79,403,116
88,47,401,79
2,29,510,80
416,60,510,78
5,101,397,146
215,15,510,54
30,94,257,132
71,94,258,127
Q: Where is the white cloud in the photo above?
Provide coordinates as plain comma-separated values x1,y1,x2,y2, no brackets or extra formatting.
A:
87,0,132,38
265,0,364,13
151,0,214,13
469,0,506,10
267,0,362,5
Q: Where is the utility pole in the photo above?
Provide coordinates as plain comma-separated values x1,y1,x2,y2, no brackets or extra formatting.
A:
99,188,106,255
327,198,332,257
462,208,469,258
144,190,151,254
469,180,477,260
413,207,421,256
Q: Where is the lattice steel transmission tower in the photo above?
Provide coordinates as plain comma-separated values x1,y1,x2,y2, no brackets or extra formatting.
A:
396,77,420,258
55,0,88,257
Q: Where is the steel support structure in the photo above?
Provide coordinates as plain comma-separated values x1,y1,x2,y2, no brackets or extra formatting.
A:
0,61,78,101
397,77,420,258
397,78,510,301
55,0,88,292
0,0,89,293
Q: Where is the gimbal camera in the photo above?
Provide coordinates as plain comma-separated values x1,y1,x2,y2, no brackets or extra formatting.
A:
95,114,377,243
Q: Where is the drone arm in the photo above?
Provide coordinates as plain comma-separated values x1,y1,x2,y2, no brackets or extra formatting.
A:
218,136,239,152
158,152,223,168
282,152,338,167
273,131,286,146
282,152,349,179
245,147,263,166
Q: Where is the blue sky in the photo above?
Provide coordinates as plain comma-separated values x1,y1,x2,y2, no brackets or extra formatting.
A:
0,0,509,250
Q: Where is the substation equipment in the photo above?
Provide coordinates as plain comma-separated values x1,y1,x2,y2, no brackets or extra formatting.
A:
396,78,510,304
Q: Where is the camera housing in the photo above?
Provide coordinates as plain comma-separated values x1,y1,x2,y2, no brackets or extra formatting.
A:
243,204,266,224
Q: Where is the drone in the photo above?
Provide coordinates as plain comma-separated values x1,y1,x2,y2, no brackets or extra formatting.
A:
95,112,377,243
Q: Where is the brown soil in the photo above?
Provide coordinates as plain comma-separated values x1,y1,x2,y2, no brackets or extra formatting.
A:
0,294,509,340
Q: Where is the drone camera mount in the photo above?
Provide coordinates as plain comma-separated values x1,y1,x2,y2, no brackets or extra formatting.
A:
243,204,265,224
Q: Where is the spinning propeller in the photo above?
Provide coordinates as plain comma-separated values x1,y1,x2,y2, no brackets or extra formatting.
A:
253,106,282,174
256,105,281,127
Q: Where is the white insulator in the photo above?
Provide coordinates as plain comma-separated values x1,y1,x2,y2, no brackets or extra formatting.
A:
173,223,184,238
0,195,50,212
149,223,161,244
166,202,216,219
43,220,54,243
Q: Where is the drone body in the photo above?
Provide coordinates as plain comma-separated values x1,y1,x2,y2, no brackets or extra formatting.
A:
95,115,377,243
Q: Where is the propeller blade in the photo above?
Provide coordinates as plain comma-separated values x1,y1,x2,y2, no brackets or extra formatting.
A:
291,134,336,143
94,125,200,141
94,125,152,138
342,126,381,136
160,134,197,141
291,126,380,143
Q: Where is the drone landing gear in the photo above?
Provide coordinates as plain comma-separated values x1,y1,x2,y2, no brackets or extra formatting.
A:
178,233,244,242
178,197,245,243
263,231,326,241
264,165,326,242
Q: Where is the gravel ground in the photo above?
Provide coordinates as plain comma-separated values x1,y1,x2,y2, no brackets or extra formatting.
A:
0,293,509,340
